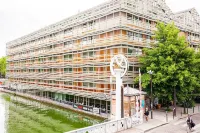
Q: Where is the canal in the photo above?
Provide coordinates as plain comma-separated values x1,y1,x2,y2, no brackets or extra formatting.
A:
0,92,103,133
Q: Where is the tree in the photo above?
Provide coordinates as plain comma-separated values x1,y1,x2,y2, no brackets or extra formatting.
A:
0,56,6,78
136,22,199,114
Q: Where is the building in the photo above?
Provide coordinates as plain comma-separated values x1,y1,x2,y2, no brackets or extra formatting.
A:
6,0,200,118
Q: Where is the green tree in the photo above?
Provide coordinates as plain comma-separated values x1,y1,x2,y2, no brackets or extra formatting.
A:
136,22,199,114
0,56,6,77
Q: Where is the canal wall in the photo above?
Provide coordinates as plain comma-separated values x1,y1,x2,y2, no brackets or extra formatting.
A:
0,88,106,120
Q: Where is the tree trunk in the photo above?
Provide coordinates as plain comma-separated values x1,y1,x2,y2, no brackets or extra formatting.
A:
173,87,176,117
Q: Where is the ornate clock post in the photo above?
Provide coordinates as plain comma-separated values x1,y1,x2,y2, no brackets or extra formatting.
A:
110,54,128,120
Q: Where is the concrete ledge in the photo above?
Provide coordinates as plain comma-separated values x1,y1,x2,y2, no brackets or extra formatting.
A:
143,123,168,133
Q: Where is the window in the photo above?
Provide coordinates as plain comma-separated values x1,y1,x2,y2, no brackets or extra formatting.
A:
49,57,53,61
137,49,142,55
64,41,73,48
128,48,137,55
83,52,88,58
64,81,72,85
83,82,88,87
50,45,54,49
68,54,72,59
138,34,142,42
127,31,133,40
83,67,88,72
134,67,139,72
83,23,87,28
64,68,73,73
147,35,151,44
129,66,133,71
135,33,139,41
88,36,93,44
127,14,132,20
128,48,133,55
89,67,94,71
133,16,139,24
89,51,94,57
114,12,119,17
89,83,95,87
69,68,72,73
53,56,57,61
64,54,73,60
82,38,87,45
64,28,73,35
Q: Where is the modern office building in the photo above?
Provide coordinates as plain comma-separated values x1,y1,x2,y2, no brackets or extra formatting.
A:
6,0,200,117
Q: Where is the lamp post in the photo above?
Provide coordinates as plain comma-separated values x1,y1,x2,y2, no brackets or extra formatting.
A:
147,70,153,119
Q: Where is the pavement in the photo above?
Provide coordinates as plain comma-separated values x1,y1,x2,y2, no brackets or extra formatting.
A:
147,113,200,133
119,105,200,133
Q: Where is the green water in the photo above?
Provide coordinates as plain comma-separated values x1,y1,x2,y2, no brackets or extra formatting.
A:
0,92,103,133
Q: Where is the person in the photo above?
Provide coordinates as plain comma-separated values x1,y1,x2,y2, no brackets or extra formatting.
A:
154,97,158,109
144,108,149,121
186,114,195,130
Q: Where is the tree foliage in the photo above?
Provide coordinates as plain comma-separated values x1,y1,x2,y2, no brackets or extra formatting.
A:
0,56,6,77
135,22,200,104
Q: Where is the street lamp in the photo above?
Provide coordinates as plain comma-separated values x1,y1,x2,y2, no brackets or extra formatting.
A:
147,70,153,119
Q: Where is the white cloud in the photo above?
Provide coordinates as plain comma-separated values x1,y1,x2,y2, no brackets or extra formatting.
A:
0,0,199,57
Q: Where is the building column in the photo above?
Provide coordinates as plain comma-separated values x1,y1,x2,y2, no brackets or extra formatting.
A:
100,100,101,114
106,100,108,114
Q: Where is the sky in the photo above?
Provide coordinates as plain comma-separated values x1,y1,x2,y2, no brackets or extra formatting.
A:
0,0,199,57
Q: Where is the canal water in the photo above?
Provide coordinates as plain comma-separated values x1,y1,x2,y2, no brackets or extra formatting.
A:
0,92,103,133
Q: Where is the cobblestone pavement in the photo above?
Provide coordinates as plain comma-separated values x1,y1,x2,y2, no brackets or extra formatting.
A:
147,114,200,133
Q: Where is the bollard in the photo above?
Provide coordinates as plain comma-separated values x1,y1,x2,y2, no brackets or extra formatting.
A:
181,111,182,117
193,106,194,113
198,106,200,112
166,111,168,122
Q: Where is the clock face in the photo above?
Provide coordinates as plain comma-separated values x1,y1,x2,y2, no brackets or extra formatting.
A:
110,54,128,78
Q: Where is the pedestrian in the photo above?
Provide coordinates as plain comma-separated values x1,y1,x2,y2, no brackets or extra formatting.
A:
186,114,195,130
144,107,149,121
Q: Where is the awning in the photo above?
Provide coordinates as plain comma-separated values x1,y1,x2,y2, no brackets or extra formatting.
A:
112,86,147,96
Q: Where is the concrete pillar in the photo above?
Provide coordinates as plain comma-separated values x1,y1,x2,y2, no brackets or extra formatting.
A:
115,69,123,120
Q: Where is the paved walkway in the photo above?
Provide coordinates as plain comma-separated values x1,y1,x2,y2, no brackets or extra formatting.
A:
119,105,200,133
147,113,200,133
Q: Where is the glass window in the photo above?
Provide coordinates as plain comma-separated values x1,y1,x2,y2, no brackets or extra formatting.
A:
89,67,94,71
83,82,88,87
83,52,88,58
83,67,87,72
68,54,72,59
129,66,133,71
128,48,133,55
89,83,94,87
89,51,94,57
69,81,73,85
137,49,142,55
69,68,72,73
134,67,139,72
127,14,132,20
64,55,68,60
64,68,68,72
53,56,57,61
